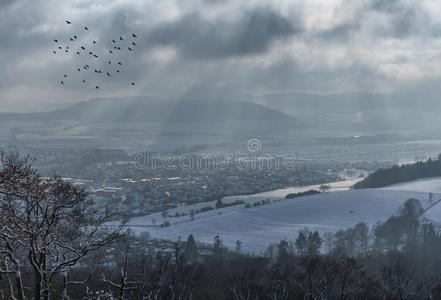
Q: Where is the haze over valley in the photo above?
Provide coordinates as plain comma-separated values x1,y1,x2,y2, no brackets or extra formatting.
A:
2,1,441,299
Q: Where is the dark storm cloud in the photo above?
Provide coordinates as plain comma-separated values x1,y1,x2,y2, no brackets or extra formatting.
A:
388,10,421,38
0,1,142,90
0,2,47,51
147,8,300,59
0,1,53,89
315,0,426,41
0,0,15,8
367,0,428,38
369,0,403,13
89,6,140,41
316,0,439,41
1,0,441,109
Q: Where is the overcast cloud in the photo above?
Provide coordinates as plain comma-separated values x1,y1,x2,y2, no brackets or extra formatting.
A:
1,0,441,111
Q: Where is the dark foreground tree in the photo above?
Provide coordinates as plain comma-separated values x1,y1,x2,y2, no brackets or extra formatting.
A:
0,152,124,300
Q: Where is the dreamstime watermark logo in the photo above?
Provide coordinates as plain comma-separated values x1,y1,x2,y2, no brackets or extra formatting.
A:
247,138,262,153
134,138,296,170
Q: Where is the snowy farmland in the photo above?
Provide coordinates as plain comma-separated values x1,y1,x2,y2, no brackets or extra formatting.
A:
126,178,441,254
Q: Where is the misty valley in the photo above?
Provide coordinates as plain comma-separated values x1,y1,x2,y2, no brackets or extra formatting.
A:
2,1,441,299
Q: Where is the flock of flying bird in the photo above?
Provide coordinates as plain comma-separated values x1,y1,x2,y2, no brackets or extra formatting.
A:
53,20,137,89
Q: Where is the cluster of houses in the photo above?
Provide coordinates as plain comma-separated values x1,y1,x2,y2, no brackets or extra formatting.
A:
78,167,343,216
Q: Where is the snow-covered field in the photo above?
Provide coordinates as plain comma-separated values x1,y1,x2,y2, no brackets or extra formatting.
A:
381,177,441,194
126,178,441,254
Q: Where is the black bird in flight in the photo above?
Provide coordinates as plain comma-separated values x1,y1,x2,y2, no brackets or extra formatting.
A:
94,69,98,73
84,26,89,30
66,46,69,49
58,46,62,49
109,50,113,54
54,39,58,43
53,50,56,54
65,50,68,53
130,82,135,85
117,46,121,50
86,64,90,68
61,81,64,85
74,35,78,39
83,66,88,70
108,61,111,64
89,52,93,55
112,39,116,43
70,37,74,41
132,42,136,46
132,33,137,38
66,20,71,24
64,74,67,77
81,46,85,50
76,51,80,55
117,62,122,65
77,68,81,72
96,86,99,89
107,72,111,77
128,47,133,51
93,40,96,44
98,70,102,73
120,36,123,41
117,70,120,73
82,80,86,83
93,54,98,58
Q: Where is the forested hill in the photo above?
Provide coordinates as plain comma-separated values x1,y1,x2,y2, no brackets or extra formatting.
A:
0,98,300,124
354,154,441,189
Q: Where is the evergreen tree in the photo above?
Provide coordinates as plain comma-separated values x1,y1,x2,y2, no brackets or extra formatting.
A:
295,232,307,255
306,231,322,255
215,198,224,209
235,240,242,254
400,198,423,249
184,234,198,263
277,239,289,261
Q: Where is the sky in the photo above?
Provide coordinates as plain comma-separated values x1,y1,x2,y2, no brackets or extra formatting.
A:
1,0,441,111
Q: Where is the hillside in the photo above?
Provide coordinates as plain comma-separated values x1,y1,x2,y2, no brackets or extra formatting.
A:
354,155,441,189
5,91,441,133
0,98,300,124
125,178,441,253
255,91,441,132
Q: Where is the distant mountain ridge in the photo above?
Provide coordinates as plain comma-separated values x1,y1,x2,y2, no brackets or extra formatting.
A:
255,91,441,132
0,98,301,124
3,91,440,131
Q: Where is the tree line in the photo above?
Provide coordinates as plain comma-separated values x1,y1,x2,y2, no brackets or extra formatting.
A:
354,154,441,189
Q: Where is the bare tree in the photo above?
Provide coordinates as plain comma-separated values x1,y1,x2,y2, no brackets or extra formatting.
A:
101,240,138,300
0,152,124,300
319,184,331,193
